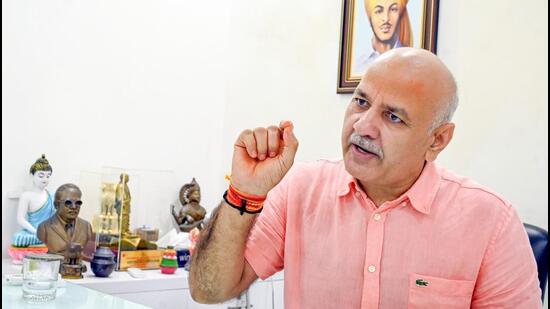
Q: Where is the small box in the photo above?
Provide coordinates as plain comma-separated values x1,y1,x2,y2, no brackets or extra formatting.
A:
135,227,159,242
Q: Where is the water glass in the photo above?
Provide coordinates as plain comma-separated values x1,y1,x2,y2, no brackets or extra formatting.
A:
22,253,64,302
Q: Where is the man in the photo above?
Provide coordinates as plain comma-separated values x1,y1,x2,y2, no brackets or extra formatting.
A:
37,184,93,260
189,48,542,308
354,0,413,75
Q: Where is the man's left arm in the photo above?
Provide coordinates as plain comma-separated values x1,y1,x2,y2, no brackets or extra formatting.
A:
471,206,542,308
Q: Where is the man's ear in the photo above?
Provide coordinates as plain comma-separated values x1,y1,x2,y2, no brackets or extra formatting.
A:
425,123,455,162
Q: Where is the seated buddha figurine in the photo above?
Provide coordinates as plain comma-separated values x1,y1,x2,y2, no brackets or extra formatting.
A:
9,155,56,263
171,178,207,233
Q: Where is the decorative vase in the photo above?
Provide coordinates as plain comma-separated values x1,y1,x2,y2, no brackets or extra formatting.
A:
91,247,116,277
160,249,178,275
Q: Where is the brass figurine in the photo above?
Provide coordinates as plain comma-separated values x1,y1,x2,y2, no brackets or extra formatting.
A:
113,173,156,250
101,182,118,234
93,182,119,247
171,178,206,233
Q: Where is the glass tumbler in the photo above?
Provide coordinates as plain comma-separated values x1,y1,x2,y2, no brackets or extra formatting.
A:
22,253,64,302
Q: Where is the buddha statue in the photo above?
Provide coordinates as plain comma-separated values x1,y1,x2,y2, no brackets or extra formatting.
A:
8,155,56,263
12,155,56,246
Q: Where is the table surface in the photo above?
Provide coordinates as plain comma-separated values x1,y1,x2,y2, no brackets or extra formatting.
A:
3,281,151,309
3,258,284,295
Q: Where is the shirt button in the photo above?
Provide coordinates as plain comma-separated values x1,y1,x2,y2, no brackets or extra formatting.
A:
355,192,361,198
368,265,376,273
401,201,408,207
373,214,382,221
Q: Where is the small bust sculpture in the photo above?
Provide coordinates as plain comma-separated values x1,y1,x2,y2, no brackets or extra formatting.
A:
37,183,93,279
12,154,56,247
171,178,207,233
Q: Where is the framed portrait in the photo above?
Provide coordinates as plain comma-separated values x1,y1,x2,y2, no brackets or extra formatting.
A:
337,0,440,93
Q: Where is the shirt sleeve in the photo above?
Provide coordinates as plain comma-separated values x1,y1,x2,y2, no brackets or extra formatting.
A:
244,172,289,280
471,206,542,308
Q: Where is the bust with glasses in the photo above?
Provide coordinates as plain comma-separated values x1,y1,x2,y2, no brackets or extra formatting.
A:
37,183,93,277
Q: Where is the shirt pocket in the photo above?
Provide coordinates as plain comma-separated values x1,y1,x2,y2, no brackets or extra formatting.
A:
408,273,475,309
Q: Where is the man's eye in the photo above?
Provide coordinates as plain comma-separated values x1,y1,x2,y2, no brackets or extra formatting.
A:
386,112,403,124
354,97,368,107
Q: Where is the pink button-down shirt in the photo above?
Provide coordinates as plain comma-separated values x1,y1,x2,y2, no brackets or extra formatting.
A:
244,160,541,308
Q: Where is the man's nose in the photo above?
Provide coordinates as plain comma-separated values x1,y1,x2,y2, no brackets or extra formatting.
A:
353,110,380,140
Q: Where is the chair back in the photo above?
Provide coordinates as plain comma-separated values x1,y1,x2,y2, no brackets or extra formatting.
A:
524,223,548,303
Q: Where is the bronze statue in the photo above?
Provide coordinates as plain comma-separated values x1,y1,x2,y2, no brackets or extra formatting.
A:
60,243,87,279
171,178,206,233
113,173,156,250
37,184,92,279
114,173,132,236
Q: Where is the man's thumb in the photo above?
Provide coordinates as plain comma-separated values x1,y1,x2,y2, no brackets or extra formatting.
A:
281,123,299,164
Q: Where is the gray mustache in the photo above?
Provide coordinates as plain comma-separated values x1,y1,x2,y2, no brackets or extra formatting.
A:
349,133,384,159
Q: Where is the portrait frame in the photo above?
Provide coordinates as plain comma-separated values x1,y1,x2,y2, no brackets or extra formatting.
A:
337,0,440,93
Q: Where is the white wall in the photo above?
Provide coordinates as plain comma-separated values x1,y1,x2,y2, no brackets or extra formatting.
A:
436,0,548,229
2,0,547,266
218,0,548,229
2,0,231,257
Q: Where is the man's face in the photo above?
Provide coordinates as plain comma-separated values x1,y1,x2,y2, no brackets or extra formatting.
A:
56,188,82,222
32,170,51,190
341,60,442,189
367,0,401,42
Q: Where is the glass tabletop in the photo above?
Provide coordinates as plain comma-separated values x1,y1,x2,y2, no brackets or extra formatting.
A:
3,281,151,309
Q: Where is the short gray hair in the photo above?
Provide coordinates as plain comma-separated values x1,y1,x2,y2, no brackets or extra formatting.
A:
428,82,459,132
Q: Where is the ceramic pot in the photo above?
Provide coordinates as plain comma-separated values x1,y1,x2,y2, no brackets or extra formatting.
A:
91,247,116,277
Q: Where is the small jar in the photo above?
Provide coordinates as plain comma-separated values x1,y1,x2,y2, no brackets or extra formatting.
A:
91,247,116,277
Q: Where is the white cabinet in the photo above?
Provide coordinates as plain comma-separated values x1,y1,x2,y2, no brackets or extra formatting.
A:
112,275,284,309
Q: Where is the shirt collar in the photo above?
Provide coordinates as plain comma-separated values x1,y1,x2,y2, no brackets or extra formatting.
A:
337,161,441,215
